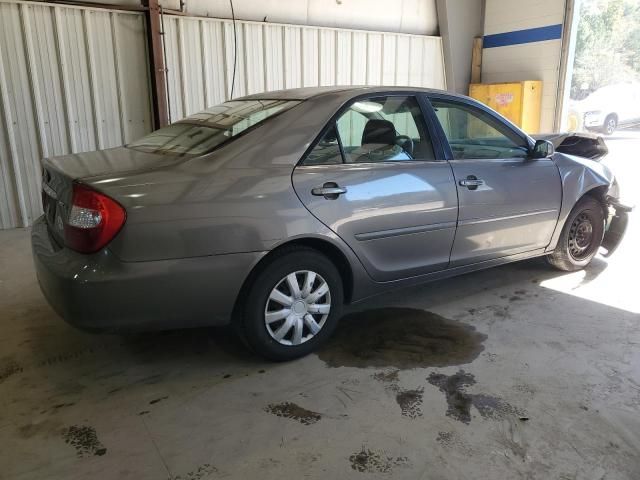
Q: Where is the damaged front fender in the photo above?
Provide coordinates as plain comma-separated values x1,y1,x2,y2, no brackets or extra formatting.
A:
548,152,615,251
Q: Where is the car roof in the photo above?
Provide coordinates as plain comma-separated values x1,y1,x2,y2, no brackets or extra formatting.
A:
240,85,452,101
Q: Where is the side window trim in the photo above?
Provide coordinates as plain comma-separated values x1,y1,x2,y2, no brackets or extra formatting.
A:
417,94,449,161
334,123,347,163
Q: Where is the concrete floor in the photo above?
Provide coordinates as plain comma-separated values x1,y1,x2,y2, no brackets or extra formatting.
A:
1,132,639,480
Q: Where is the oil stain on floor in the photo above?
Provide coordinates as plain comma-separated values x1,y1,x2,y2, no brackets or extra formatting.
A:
61,425,107,457
372,369,400,384
264,402,322,425
427,370,524,424
0,359,23,383
349,447,410,473
168,463,218,480
395,387,424,418
318,308,487,369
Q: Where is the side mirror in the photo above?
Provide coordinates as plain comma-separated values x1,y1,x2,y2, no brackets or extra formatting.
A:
530,139,554,159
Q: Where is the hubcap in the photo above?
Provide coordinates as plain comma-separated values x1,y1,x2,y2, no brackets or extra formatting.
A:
264,270,331,346
568,212,594,260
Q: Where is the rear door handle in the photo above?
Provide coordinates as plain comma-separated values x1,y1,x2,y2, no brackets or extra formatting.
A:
312,182,347,199
458,175,484,190
459,179,484,186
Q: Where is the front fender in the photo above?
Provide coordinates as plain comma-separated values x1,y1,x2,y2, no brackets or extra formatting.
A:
547,152,614,251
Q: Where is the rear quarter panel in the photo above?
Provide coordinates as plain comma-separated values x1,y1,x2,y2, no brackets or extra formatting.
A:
98,163,329,261
86,95,346,261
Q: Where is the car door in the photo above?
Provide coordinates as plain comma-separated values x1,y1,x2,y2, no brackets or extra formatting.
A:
292,94,458,282
427,95,562,267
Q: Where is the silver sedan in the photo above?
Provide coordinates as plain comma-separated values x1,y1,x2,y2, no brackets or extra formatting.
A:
32,86,630,360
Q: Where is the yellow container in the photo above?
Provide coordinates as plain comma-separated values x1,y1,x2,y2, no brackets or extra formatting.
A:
469,81,542,133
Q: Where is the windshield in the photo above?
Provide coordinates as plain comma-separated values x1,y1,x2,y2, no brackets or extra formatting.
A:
126,99,300,157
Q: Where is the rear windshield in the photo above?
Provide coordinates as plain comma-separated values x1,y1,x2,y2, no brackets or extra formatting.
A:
126,99,300,157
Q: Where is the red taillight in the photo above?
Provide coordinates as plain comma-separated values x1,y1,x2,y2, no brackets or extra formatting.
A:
64,183,126,253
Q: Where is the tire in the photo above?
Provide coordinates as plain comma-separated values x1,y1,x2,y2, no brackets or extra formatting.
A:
603,114,617,135
237,246,343,361
546,195,605,271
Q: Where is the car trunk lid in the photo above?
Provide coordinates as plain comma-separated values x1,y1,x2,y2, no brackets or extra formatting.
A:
40,147,176,247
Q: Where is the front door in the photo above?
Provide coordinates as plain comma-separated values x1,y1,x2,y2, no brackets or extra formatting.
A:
292,95,458,282
428,96,562,267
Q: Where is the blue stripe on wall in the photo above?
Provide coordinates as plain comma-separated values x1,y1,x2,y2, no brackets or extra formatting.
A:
483,24,563,48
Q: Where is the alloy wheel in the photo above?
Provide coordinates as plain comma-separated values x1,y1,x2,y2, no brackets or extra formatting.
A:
264,270,331,346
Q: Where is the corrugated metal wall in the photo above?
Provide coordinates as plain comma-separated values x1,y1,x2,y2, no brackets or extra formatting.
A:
182,0,439,36
0,0,152,229
161,16,446,122
0,1,445,229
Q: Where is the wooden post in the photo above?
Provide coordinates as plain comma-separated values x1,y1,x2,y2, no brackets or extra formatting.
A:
143,0,169,129
471,37,483,85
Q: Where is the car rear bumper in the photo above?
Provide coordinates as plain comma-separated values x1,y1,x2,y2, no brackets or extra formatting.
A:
31,216,265,331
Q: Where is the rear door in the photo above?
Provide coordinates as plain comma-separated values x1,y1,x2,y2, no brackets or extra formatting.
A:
292,94,458,282
427,95,562,267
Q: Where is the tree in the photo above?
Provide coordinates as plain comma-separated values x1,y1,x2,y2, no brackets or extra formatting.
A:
571,0,640,99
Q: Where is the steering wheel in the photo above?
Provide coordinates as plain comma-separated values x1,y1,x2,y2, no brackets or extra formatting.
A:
395,135,414,157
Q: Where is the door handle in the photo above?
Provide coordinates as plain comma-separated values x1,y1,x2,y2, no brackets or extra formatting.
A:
458,175,484,191
311,182,347,200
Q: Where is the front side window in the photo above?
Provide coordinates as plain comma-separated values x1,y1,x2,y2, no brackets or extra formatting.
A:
303,95,435,165
430,99,529,160
127,99,300,157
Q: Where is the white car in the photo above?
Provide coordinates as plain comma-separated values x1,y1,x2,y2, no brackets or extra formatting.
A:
572,83,640,135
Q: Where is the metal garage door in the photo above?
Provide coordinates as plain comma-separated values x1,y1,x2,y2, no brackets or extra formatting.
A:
161,16,446,121
0,0,446,229
0,0,152,229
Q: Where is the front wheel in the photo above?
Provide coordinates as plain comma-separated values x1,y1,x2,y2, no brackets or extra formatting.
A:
546,196,605,271
237,247,343,361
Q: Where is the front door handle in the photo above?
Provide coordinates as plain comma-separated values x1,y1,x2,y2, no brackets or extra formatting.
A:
458,175,484,191
311,182,347,200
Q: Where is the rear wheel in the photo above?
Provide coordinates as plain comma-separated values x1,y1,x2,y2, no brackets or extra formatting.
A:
546,196,605,271
237,247,343,361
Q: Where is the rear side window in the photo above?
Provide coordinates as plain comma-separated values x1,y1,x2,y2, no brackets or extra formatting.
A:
304,126,343,165
127,99,300,157
302,95,435,165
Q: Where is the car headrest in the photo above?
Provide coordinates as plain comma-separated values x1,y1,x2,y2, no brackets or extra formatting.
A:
362,119,396,146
